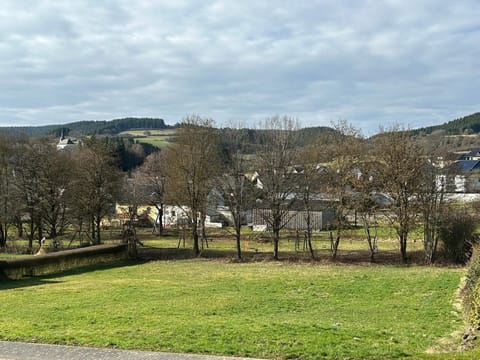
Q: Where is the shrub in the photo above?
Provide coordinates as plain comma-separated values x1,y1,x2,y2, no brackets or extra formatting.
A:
464,249,480,327
470,280,480,327
439,207,476,264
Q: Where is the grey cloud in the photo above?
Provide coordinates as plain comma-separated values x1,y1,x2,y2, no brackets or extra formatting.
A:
0,0,478,132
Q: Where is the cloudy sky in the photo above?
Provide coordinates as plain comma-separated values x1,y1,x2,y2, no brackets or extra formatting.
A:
0,1,479,134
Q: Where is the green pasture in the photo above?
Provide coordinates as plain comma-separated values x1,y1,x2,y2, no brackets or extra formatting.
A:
119,129,177,148
0,259,470,359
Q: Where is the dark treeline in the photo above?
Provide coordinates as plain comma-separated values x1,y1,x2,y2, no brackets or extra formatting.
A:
218,126,338,154
1,117,170,137
3,111,480,138
412,112,480,135
104,137,159,172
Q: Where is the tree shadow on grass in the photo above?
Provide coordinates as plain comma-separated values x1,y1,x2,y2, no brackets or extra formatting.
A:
0,278,64,290
137,246,464,268
0,260,144,290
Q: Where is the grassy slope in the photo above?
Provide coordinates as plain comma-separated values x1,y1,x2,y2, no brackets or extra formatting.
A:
0,260,465,359
119,129,177,148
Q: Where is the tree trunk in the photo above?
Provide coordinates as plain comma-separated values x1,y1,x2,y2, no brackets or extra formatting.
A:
192,220,200,256
330,231,341,260
28,215,35,252
91,217,96,244
305,211,315,259
234,209,242,260
364,224,376,262
95,214,102,245
273,228,280,260
154,204,164,236
200,213,208,249
0,224,5,249
158,203,164,235
16,217,23,238
399,232,408,263
127,227,138,259
37,217,43,243
49,227,57,239
235,229,242,260
307,229,315,259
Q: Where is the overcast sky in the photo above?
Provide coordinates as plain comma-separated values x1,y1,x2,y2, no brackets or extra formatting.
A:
0,1,479,134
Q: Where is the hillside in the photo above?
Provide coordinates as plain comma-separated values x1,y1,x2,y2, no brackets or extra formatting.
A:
413,112,480,135
0,117,170,136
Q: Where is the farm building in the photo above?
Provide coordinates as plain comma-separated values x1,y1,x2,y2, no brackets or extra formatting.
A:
252,207,336,231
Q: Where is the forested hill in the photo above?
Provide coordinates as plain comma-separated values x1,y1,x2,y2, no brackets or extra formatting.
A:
0,117,170,136
219,126,338,154
413,112,480,135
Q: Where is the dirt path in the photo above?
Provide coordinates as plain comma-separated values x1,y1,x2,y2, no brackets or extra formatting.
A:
0,341,263,360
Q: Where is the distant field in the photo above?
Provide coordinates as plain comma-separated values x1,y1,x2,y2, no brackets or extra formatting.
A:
119,129,177,148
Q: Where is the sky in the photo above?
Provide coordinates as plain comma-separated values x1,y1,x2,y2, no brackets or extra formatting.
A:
0,1,479,134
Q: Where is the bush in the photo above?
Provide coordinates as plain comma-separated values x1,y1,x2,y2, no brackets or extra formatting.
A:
439,207,476,264
470,281,480,327
464,249,480,327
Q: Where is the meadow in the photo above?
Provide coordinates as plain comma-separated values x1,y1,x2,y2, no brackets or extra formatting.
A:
119,129,177,148
0,254,472,359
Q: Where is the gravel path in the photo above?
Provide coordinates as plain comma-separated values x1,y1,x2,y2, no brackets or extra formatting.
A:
0,341,264,360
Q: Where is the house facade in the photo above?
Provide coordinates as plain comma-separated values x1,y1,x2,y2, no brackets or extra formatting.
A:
447,159,480,193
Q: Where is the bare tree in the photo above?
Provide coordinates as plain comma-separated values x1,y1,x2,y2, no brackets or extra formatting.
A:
119,173,153,259
12,140,46,251
36,145,72,238
70,137,121,245
165,115,220,256
255,115,300,260
216,127,255,260
137,151,167,235
375,127,424,263
324,121,364,259
351,160,382,261
295,143,325,259
418,158,446,263
0,133,19,249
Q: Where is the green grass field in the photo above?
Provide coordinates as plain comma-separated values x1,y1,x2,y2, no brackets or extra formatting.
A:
0,258,470,359
119,129,177,148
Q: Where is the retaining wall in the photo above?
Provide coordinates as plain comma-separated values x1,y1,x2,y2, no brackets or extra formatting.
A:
0,244,129,280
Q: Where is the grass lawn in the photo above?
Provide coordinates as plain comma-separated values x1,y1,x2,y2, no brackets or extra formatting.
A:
0,259,469,359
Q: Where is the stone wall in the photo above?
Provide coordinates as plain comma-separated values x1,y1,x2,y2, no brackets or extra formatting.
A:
0,244,129,280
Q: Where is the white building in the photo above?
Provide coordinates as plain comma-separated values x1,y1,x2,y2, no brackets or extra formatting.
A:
161,205,223,228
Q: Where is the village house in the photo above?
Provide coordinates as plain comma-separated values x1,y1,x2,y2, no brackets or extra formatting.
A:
447,148,480,193
56,132,77,151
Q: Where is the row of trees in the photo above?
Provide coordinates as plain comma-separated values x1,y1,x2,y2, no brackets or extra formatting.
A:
140,115,463,263
0,134,121,251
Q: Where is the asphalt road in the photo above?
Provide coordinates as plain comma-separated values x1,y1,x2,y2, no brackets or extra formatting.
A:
0,341,264,360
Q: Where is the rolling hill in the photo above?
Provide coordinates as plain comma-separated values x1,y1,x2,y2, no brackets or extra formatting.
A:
413,112,480,135
0,117,170,137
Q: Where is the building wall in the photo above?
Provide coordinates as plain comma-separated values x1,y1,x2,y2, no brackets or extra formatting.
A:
252,208,335,231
